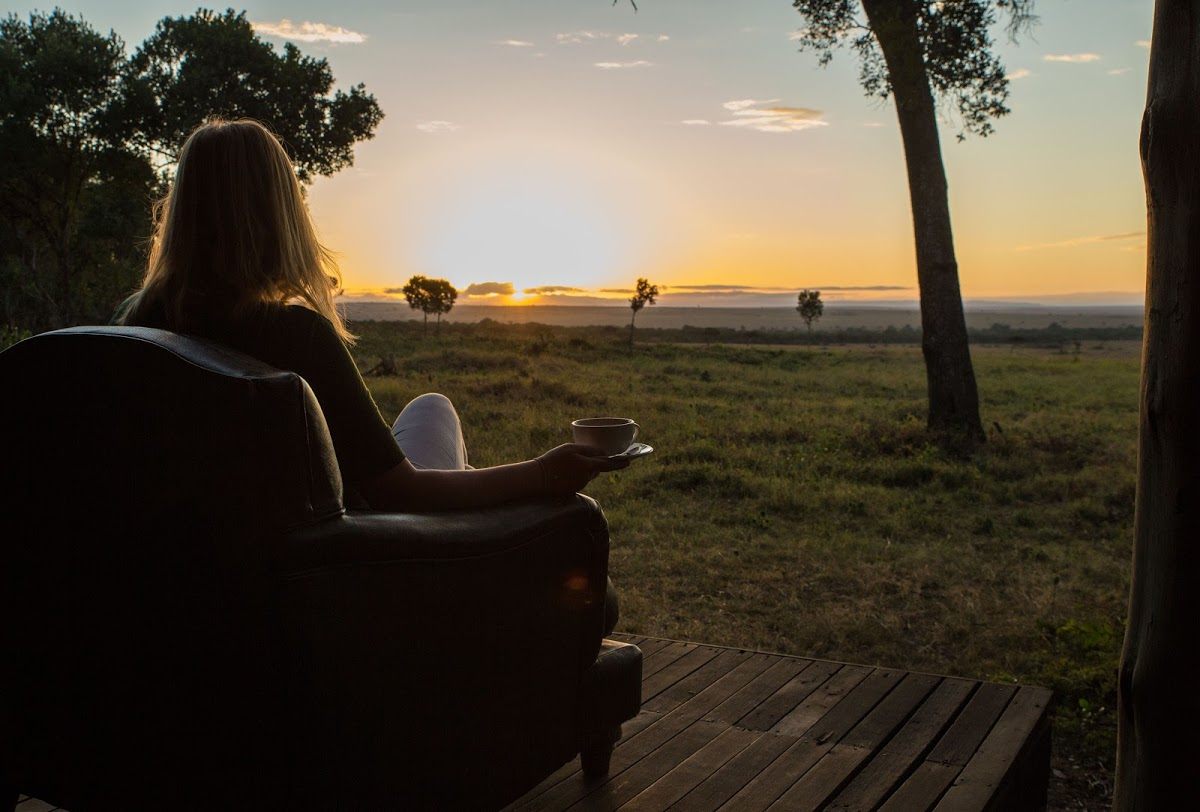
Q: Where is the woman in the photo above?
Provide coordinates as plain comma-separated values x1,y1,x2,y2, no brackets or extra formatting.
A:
119,119,628,511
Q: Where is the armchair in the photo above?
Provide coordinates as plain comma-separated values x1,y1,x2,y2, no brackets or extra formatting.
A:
0,326,641,810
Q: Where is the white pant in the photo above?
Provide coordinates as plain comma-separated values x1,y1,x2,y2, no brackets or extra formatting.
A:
391,393,470,470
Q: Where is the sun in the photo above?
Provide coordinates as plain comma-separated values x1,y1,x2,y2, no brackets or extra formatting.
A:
412,158,627,296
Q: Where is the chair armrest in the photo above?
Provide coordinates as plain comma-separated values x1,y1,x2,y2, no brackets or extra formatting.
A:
272,493,612,807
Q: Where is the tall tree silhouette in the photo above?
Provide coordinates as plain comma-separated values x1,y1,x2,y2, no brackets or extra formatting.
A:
790,0,1035,444
1116,2,1200,807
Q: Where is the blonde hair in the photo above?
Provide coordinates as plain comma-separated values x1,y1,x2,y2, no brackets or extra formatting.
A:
123,119,352,342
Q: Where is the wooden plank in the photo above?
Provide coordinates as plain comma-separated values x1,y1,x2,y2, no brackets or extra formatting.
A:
526,652,775,810
640,642,699,680
876,760,962,812
932,686,1052,811
507,711,664,810
624,637,670,661
766,674,940,811
771,665,877,738
827,678,977,811
703,657,809,726
925,683,1016,766
644,651,756,714
569,720,728,810
673,732,797,812
641,646,721,701
717,669,905,811
737,660,841,731
619,726,759,811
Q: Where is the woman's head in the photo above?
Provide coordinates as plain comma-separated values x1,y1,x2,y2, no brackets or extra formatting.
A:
127,119,351,340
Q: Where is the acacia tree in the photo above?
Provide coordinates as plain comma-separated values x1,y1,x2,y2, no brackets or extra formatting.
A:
796,289,824,333
791,0,1035,444
1116,2,1200,806
628,277,658,345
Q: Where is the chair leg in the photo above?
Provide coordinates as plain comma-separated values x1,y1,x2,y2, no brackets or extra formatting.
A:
580,724,622,780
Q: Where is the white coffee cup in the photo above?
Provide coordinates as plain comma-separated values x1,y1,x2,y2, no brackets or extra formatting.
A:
571,417,639,456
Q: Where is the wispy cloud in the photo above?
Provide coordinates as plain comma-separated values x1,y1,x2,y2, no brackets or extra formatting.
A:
657,34,670,42
600,288,633,294
788,29,807,41
496,39,534,47
617,33,638,46
252,19,366,44
525,285,586,295
1016,230,1144,251
1006,68,1032,79
556,30,604,44
1108,67,1131,75
670,284,909,292
1043,53,1101,63
595,60,653,69
463,282,515,296
416,120,460,133
681,119,711,126
863,121,884,128
1135,39,1151,48
720,99,828,133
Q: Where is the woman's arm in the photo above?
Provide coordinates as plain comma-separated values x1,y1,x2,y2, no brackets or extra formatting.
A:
361,443,629,512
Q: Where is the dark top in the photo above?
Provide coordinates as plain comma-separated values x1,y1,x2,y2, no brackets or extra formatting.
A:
120,300,404,495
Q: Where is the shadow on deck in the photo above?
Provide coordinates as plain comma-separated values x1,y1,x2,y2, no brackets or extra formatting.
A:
15,634,1051,812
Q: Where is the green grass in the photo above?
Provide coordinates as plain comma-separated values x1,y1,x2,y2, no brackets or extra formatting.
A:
353,319,1136,807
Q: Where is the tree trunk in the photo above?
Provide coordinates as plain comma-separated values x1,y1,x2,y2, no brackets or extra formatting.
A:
860,0,985,444
629,310,637,346
1115,3,1200,807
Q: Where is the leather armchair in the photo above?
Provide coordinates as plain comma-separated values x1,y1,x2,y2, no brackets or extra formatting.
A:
0,327,642,810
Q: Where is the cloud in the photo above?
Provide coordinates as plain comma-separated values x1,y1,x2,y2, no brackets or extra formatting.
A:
681,119,711,125
252,19,366,43
381,287,405,295
1136,40,1151,48
657,34,670,42
416,120,460,133
788,30,807,41
719,99,828,133
556,30,605,44
1043,53,1101,63
496,39,534,47
524,285,586,295
863,121,884,128
669,284,910,292
617,33,638,46
1016,230,1145,251
600,288,633,294
1108,67,1131,75
1006,68,1032,79
463,282,515,297
595,60,653,69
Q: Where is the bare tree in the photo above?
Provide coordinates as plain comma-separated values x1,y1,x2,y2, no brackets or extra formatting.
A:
1116,2,1200,807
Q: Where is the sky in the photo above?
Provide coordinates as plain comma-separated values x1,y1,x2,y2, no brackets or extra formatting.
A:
13,0,1155,306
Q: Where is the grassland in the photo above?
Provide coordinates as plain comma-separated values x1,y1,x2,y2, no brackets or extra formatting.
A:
352,319,1136,810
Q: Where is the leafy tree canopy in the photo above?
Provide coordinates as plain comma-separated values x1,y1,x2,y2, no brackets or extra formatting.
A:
791,0,1036,138
124,9,382,180
0,7,383,332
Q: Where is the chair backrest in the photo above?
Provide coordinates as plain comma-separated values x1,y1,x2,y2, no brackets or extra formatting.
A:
0,326,345,807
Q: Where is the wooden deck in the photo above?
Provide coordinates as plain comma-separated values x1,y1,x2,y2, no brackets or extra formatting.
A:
508,634,1052,811
15,635,1051,811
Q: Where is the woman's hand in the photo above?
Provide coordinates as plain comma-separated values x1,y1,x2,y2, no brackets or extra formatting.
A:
537,443,630,496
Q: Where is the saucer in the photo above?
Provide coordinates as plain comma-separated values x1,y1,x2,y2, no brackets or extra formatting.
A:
610,442,654,460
